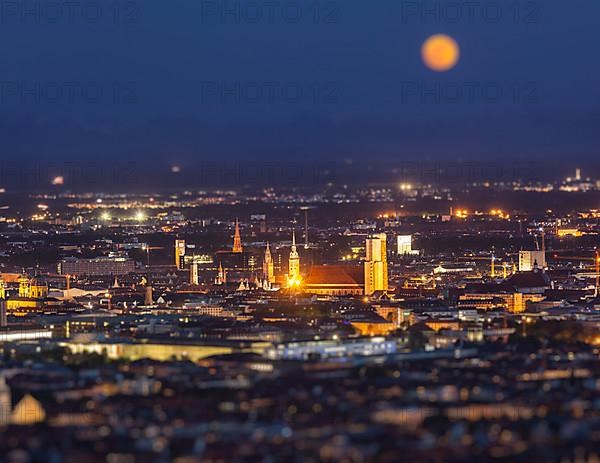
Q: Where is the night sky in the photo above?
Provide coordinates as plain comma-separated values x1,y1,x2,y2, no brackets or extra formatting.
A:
1,0,599,180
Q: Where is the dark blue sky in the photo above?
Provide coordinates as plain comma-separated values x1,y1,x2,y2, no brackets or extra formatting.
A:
1,0,599,177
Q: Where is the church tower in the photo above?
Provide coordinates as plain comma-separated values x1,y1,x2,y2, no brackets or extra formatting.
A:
215,262,226,285
190,261,199,285
364,233,389,295
288,230,301,287
29,277,48,299
232,219,243,253
18,274,30,298
263,242,275,286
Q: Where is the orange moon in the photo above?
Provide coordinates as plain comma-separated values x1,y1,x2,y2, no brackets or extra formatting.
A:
421,34,460,72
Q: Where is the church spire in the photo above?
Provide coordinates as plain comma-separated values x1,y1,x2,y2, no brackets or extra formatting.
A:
288,229,300,287
215,262,226,285
263,242,274,286
233,218,243,253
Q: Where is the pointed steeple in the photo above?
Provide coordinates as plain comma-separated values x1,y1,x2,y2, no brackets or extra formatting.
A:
290,229,299,259
263,242,274,285
215,262,227,285
233,218,243,253
288,228,300,286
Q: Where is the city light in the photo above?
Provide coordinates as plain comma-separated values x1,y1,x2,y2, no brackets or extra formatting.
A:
3,183,600,460
287,276,302,288
3,5,598,461
490,209,510,219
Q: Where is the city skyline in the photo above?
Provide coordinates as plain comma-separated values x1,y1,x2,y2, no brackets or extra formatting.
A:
2,1,600,461
2,177,600,461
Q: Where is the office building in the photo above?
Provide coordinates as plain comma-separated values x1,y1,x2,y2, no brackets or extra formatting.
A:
175,239,186,270
58,257,136,276
397,235,412,254
518,250,546,272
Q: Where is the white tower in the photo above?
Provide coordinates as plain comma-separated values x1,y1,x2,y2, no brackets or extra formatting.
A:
288,230,300,287
190,261,199,285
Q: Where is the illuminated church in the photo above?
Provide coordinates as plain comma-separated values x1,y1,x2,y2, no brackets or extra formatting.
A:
232,219,243,253
214,219,251,271
303,265,364,296
302,234,389,297
259,242,275,290
1,274,50,316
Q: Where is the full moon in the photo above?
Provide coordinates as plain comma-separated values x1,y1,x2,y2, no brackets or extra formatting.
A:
421,34,460,72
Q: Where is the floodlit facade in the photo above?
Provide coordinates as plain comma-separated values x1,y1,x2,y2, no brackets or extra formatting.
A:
288,231,301,287
364,233,389,295
397,235,413,254
518,250,546,272
233,219,243,253
175,239,186,269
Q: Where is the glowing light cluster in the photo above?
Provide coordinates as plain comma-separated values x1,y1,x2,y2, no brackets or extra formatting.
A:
288,276,302,288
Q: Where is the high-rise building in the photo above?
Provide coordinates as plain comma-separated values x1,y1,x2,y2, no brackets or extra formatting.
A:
288,231,301,287
518,250,546,272
233,219,243,253
175,240,186,270
397,235,413,255
251,214,267,234
364,233,388,295
190,262,199,285
58,257,136,276
263,242,274,285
